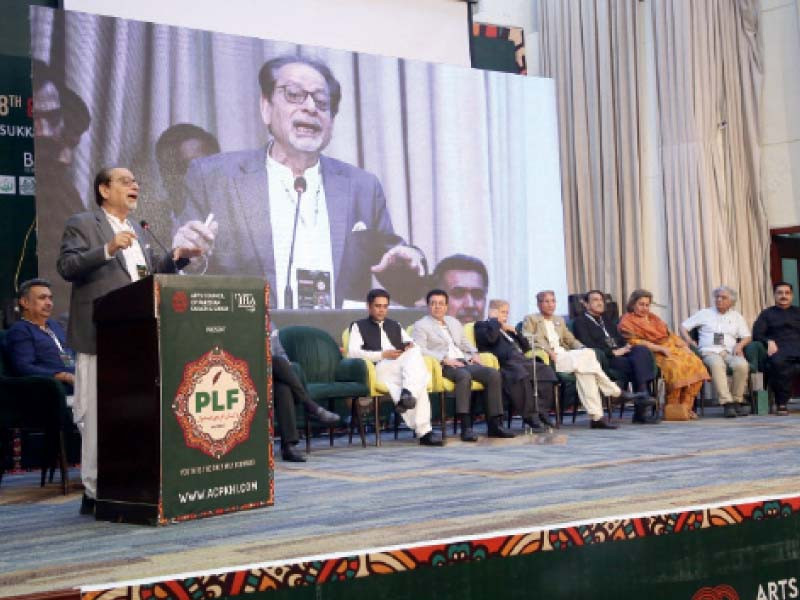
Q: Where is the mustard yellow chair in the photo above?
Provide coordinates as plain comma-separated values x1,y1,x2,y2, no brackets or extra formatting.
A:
341,327,437,446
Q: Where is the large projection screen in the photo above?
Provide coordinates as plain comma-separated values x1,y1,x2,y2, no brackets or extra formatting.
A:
31,6,567,322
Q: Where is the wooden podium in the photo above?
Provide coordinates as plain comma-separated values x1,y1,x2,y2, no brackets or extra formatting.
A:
93,275,273,525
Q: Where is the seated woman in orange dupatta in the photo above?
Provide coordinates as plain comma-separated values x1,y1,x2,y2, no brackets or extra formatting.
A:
618,289,709,419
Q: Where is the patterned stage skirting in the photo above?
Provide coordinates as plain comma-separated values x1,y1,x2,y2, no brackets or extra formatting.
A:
81,493,800,600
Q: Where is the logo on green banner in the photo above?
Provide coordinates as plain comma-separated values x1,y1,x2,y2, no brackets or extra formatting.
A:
173,346,260,459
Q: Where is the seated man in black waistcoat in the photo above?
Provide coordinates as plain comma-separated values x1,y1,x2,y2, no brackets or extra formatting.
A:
572,290,658,424
475,299,558,432
347,289,443,446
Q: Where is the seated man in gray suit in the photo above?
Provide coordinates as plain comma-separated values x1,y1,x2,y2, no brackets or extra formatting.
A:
57,167,205,515
174,55,426,308
413,289,514,441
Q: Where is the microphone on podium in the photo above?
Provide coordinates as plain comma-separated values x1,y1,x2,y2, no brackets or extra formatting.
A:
284,176,306,309
140,220,171,256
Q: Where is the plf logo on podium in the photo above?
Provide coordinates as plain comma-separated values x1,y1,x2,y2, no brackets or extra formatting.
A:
173,347,260,460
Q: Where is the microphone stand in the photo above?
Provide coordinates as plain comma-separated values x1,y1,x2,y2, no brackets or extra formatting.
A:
527,337,555,433
284,176,306,309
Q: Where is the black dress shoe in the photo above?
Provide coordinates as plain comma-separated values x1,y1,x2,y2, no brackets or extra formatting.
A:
419,431,444,446
461,428,478,442
632,412,662,424
632,395,657,407
312,405,341,425
487,417,515,438
281,445,307,462
590,418,618,430
735,403,751,416
619,390,651,403
523,418,544,432
538,413,556,428
79,493,95,516
396,389,417,413
723,404,737,418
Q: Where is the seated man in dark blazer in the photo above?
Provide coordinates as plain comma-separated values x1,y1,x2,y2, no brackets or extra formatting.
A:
474,299,558,431
5,278,75,394
271,330,340,462
572,290,658,424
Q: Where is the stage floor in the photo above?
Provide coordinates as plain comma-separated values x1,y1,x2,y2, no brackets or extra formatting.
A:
2,407,800,596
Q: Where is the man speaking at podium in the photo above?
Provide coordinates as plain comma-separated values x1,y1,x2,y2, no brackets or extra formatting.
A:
173,55,426,308
57,167,205,515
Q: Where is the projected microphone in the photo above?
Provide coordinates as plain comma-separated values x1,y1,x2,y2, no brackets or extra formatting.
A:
284,176,306,309
140,220,171,256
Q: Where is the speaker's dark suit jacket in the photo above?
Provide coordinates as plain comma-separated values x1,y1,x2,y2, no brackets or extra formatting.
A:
57,208,179,354
180,147,399,308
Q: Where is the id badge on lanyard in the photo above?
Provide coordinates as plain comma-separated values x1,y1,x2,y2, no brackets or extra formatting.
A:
60,352,75,369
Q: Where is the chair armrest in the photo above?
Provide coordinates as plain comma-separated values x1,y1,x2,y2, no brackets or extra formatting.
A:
524,349,551,365
0,375,69,429
479,352,499,369
335,357,368,386
591,347,611,371
428,356,445,392
744,341,767,373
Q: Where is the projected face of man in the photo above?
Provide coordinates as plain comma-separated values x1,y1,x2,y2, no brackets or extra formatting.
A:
441,270,487,324
158,136,216,212
261,62,334,173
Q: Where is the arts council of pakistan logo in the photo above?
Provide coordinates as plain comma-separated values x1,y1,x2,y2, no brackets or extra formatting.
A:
173,346,260,459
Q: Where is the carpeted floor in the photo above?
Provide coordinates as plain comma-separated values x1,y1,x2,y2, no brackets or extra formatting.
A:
1,408,799,596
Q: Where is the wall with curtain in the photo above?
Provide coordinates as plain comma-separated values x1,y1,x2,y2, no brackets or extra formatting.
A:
761,0,800,228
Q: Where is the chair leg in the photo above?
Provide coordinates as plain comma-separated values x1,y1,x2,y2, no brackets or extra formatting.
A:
450,392,458,435
554,386,561,429
358,399,367,448
571,402,578,423
348,399,356,445
440,392,447,442
328,399,336,447
42,427,58,488
374,396,381,447
394,408,400,440
305,419,312,454
58,431,69,495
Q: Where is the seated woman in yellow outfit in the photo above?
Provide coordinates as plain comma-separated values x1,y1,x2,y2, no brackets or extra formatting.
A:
618,289,709,419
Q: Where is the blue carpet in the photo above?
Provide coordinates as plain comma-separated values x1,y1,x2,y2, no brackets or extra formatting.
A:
1,408,799,595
